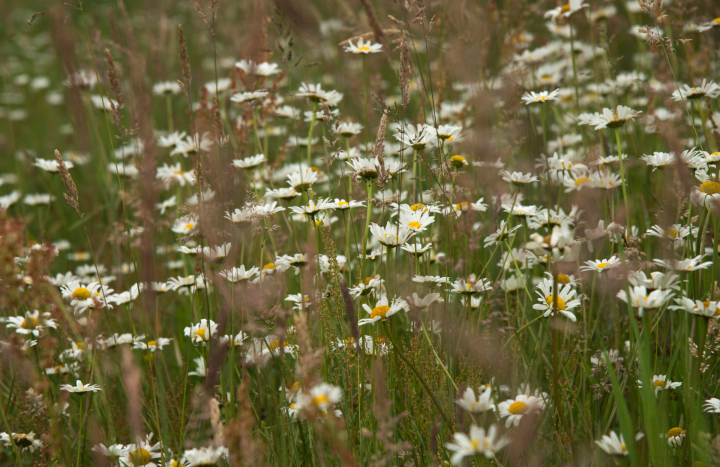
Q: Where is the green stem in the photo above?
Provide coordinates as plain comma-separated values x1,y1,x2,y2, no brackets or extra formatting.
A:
614,128,630,234
307,101,318,167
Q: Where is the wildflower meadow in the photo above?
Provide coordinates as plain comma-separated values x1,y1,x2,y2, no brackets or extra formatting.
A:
1,0,720,465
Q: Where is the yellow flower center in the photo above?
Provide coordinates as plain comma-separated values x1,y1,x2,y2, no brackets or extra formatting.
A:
410,203,425,212
130,448,152,465
72,287,91,300
337,201,348,207
184,223,194,230
653,379,665,388
75,342,86,350
148,340,157,347
508,400,529,414
545,295,566,310
455,202,468,210
470,439,479,449
574,177,591,186
194,329,208,341
263,262,275,270
596,262,610,269
698,181,720,195
408,221,422,229
313,394,329,405
22,317,39,329
450,155,465,163
714,18,720,24
561,4,571,12
371,305,391,320
269,340,289,350
667,229,679,238
667,427,684,438
557,274,570,284
363,277,374,285
173,170,184,175
358,46,370,51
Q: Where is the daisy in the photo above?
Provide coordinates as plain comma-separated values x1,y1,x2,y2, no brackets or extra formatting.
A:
346,156,380,182
450,278,493,295
344,38,382,54
670,298,718,318
617,286,673,312
369,222,415,248
671,79,720,101
296,83,342,105
60,379,102,394
297,383,343,414
120,434,162,467
587,105,641,130
628,271,681,291
60,281,111,313
654,255,713,272
637,374,683,395
287,167,319,192
532,279,581,322
448,155,468,169
595,431,629,457
188,357,207,377
646,224,696,241
275,254,309,272
456,386,495,413
703,398,720,413
133,337,172,352
640,152,676,171
335,121,363,137
34,157,72,172
502,203,538,217
167,275,196,290
158,131,187,148
230,90,268,104
691,170,720,208
156,163,195,186
289,198,336,218
349,276,385,299
152,81,181,95
431,124,463,142
183,319,218,345
544,0,588,21
501,170,538,187
235,60,280,76
521,89,560,105
393,122,435,150
591,170,622,190
399,210,435,232
664,427,685,448
92,443,128,458
232,154,266,169
698,18,720,33
5,310,57,337
182,446,228,466
498,394,545,428
0,432,43,453
445,424,509,465
202,242,231,263
170,134,213,157
358,296,409,326
484,221,523,248
580,256,621,273
401,243,432,256
407,292,444,309
219,265,259,283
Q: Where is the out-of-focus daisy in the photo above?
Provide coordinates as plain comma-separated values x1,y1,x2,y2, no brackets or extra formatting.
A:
484,221,522,248
501,170,538,187
617,286,673,312
595,431,629,457
358,296,409,326
580,256,621,273
445,425,509,465
703,398,720,413
450,278,493,295
545,0,588,21
182,446,228,466
236,60,280,76
584,105,640,130
6,310,57,337
521,89,560,105
60,380,101,394
654,255,713,273
498,394,545,427
183,319,218,345
640,152,676,171
232,154,266,169
671,79,720,101
637,374,682,395
670,298,718,318
456,387,494,413
344,38,382,54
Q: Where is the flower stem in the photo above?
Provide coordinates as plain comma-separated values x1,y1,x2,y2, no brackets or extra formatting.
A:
614,128,630,234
